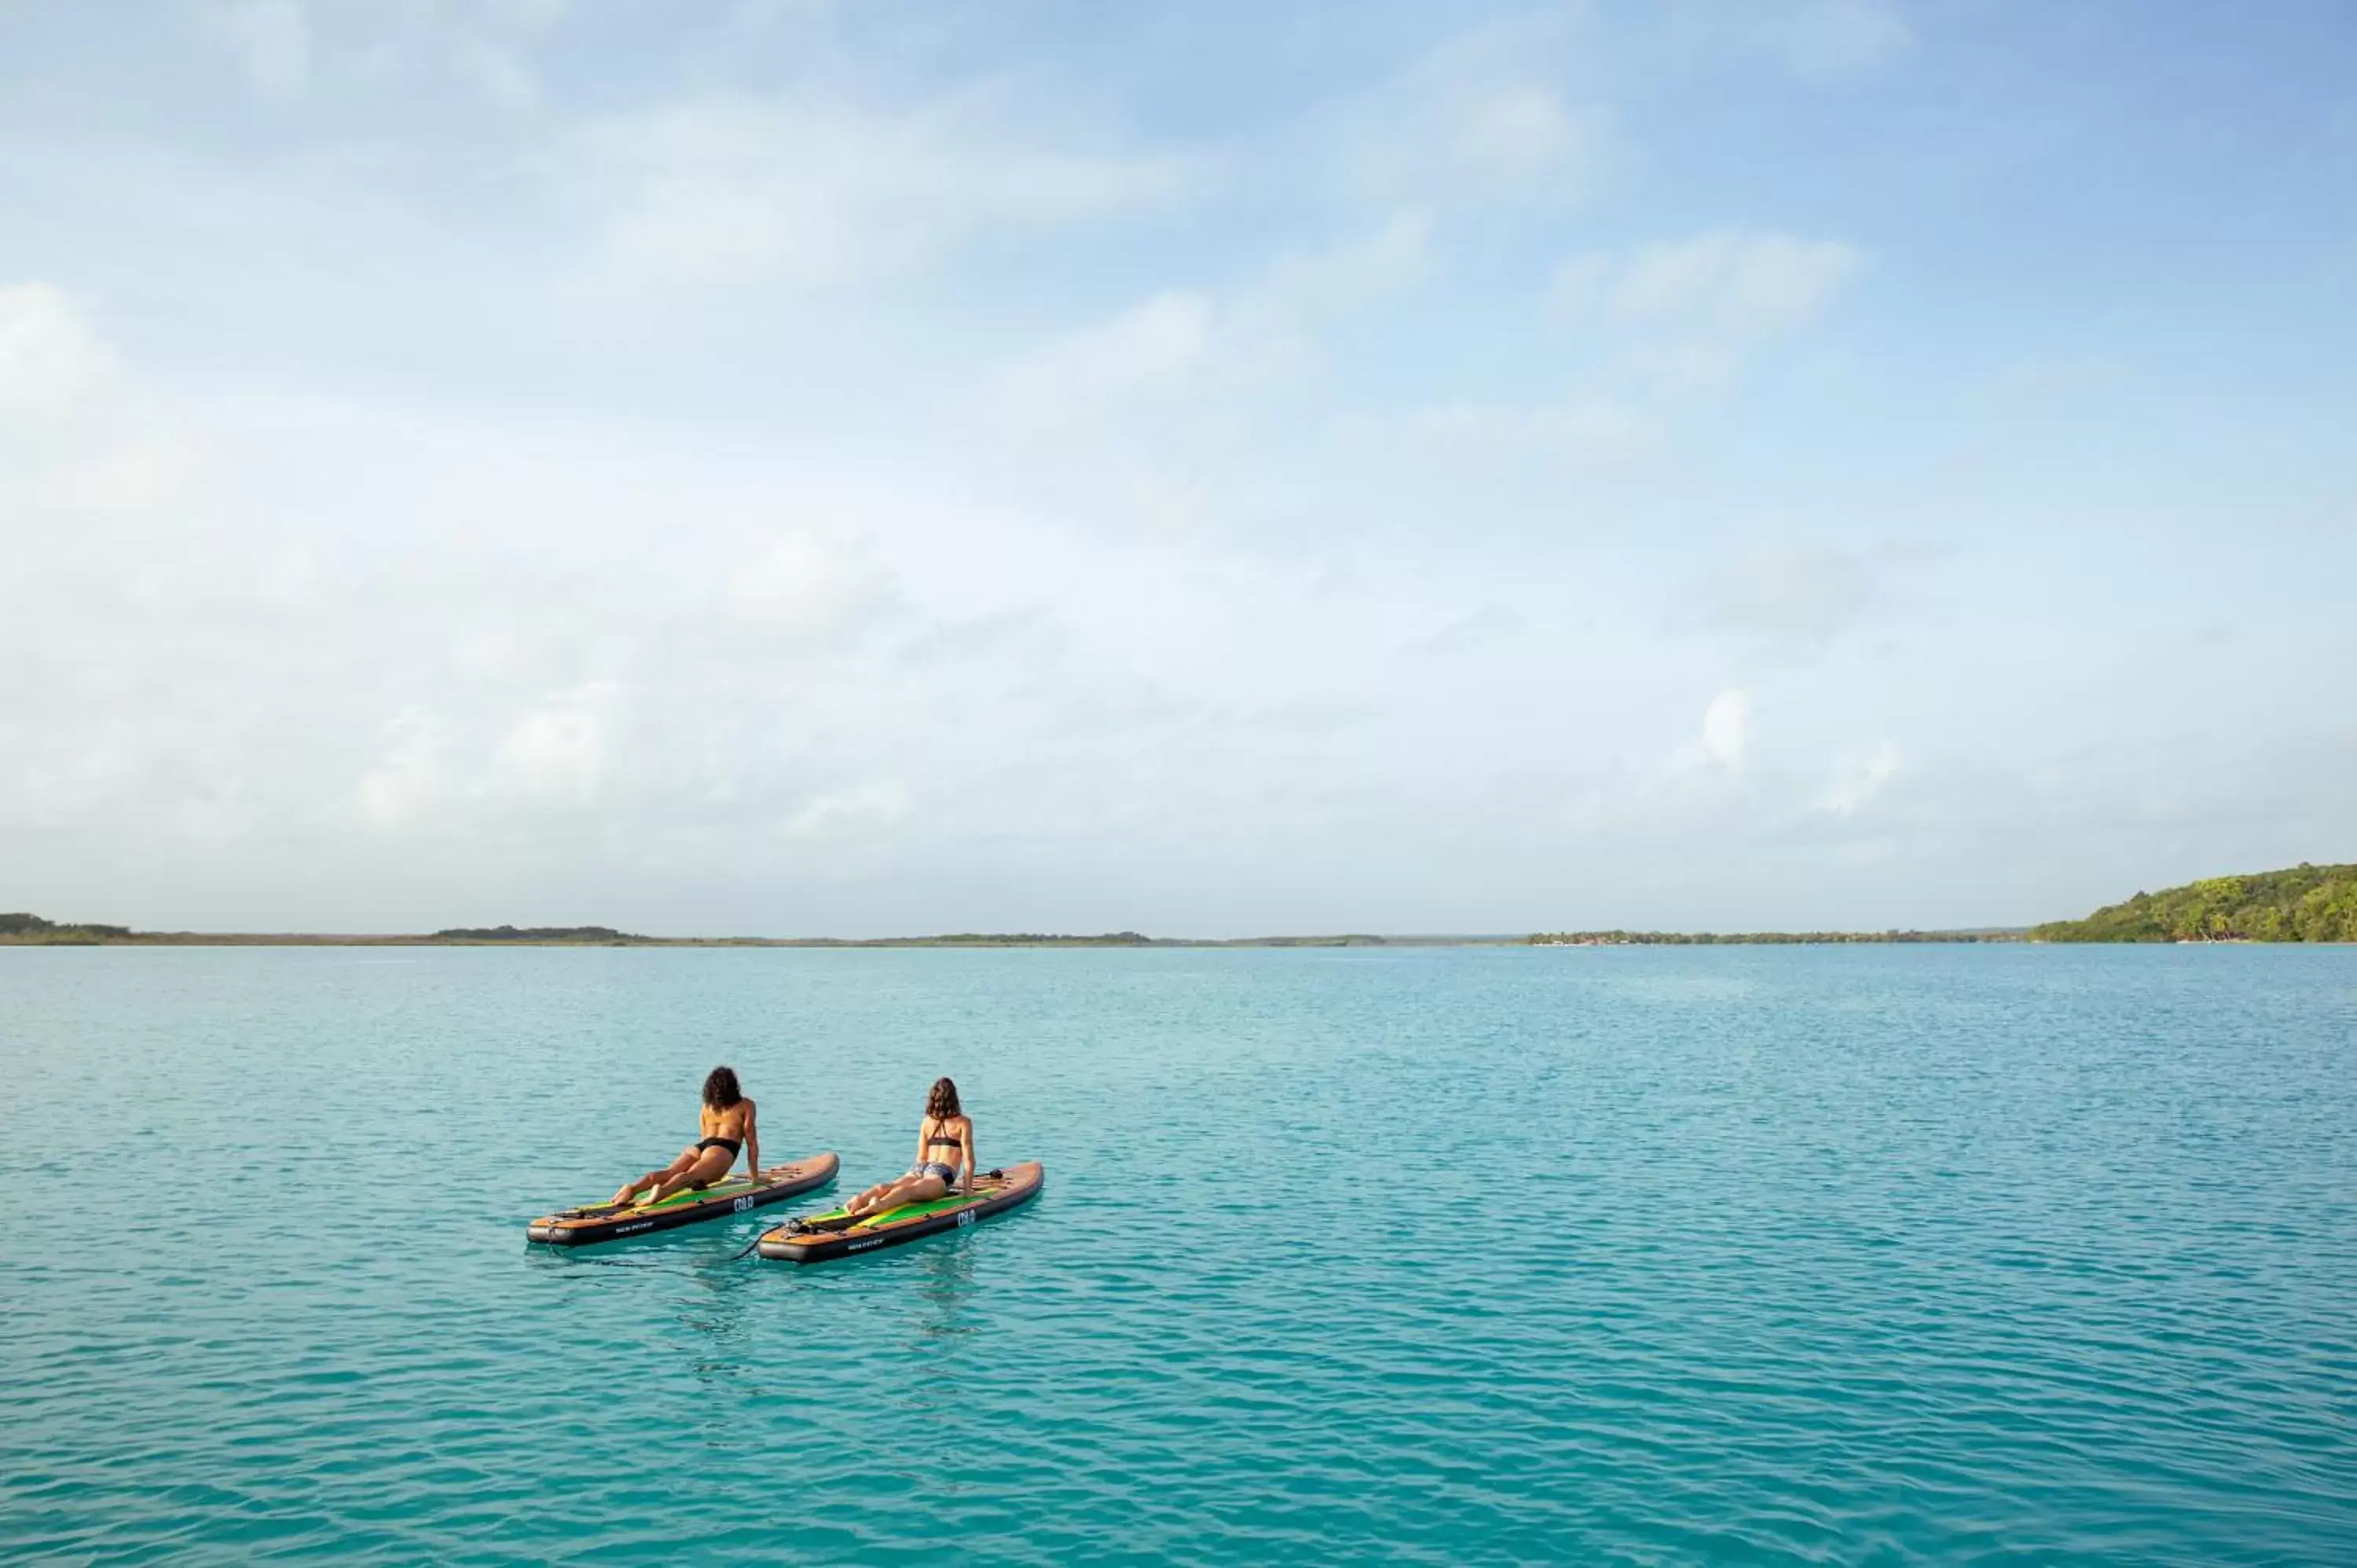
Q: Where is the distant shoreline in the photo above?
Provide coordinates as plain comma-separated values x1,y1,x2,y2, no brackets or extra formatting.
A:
0,924,2021,949
5,929,2344,949
2,933,1529,949
1529,929,2022,946
8,858,2352,946
0,923,1509,950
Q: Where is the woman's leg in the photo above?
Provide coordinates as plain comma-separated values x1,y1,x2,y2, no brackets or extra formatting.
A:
846,1171,947,1218
614,1147,700,1207
646,1145,734,1205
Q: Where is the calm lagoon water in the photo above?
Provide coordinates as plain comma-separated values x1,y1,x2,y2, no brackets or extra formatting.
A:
3,944,2353,1563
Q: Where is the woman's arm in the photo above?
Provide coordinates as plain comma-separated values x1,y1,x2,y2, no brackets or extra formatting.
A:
744,1100,761,1179
960,1119,976,1193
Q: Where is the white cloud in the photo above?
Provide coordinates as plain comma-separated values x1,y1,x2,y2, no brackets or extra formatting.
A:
572,95,1198,294
1704,542,1877,661
1265,211,1436,317
1453,85,1605,181
1547,254,1614,322
1698,689,1753,771
1404,605,1524,658
204,0,311,99
486,0,570,24
29,433,208,517
725,532,897,644
1478,226,1853,475
201,0,565,110
998,292,1219,429
1784,1,1914,86
1552,229,1865,395
1612,229,1864,339
785,779,912,842
0,283,115,422
10,1,2343,940
357,709,453,829
1295,9,1626,217
1001,211,1437,433
1402,397,1662,469
454,39,541,114
1820,740,1901,814
1346,81,1622,214
492,684,618,804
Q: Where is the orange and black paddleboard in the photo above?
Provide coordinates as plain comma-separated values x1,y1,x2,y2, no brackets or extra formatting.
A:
527,1152,839,1246
757,1161,1044,1263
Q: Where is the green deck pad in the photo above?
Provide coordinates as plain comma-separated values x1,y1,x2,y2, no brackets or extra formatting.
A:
821,1186,1002,1229
632,1176,760,1212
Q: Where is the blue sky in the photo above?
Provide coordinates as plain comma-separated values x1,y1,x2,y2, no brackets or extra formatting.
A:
2,1,2352,936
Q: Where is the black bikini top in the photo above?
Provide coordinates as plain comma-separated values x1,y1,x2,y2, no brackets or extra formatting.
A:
925,1116,963,1152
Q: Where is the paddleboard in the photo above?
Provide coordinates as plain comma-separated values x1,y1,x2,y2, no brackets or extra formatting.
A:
756,1161,1043,1262
526,1152,839,1246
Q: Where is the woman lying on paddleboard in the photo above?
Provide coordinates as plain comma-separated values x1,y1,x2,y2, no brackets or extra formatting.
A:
612,1066,760,1207
841,1077,973,1218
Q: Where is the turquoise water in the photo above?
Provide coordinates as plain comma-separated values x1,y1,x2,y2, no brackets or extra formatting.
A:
3,945,2353,1563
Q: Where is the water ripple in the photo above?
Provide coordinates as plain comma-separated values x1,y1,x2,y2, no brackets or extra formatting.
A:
2,944,2352,1563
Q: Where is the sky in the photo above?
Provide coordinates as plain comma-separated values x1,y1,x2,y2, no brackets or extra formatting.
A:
2,1,2354,937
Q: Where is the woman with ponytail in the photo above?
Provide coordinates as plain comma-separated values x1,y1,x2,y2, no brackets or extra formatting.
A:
841,1077,973,1219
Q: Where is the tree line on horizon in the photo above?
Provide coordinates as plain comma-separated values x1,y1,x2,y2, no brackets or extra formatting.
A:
11,864,2355,945
431,925,646,943
0,912,133,942
2029,863,2357,943
1527,929,2010,946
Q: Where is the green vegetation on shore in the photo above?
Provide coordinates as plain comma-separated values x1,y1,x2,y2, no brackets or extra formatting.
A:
11,864,2353,947
1529,929,2014,946
432,925,646,943
2030,863,2357,943
0,913,134,943
0,918,1420,949
787,931,1157,947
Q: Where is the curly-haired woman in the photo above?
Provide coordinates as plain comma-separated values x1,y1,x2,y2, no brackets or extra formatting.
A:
611,1066,761,1207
